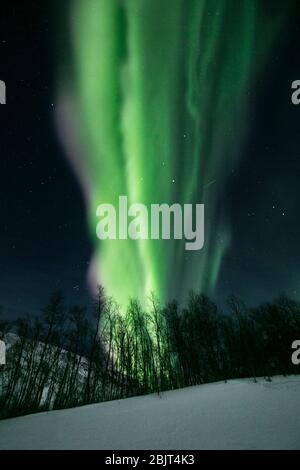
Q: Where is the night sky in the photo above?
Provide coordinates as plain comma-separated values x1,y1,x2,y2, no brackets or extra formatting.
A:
0,1,300,319
0,2,92,318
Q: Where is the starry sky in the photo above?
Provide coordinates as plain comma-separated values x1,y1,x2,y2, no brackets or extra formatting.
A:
0,1,300,319
0,2,92,318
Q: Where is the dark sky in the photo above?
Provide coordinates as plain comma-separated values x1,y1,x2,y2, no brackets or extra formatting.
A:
0,2,92,318
218,6,300,307
0,1,300,319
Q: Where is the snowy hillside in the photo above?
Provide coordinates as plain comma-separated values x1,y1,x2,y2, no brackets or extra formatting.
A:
0,376,300,450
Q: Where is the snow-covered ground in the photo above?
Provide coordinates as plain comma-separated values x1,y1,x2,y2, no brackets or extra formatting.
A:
0,376,300,450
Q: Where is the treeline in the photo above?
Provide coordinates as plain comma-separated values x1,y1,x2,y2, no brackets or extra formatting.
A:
0,288,300,419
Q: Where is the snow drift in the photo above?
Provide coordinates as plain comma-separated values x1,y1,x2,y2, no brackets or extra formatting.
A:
0,376,300,450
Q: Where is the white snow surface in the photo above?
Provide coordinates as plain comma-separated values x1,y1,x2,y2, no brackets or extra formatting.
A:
0,376,300,450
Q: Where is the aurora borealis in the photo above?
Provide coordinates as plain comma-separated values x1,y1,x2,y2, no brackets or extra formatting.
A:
57,0,289,309
0,0,300,323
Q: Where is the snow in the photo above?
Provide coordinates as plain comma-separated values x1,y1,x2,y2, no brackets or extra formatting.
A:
0,376,300,450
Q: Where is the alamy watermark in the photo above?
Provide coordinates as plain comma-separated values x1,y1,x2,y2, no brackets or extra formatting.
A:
291,80,300,105
291,340,300,365
96,196,204,251
0,80,6,104
0,339,6,365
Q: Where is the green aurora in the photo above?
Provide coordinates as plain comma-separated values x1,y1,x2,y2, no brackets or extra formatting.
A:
58,0,289,309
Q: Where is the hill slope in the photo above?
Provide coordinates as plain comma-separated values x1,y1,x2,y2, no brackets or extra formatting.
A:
0,376,300,450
